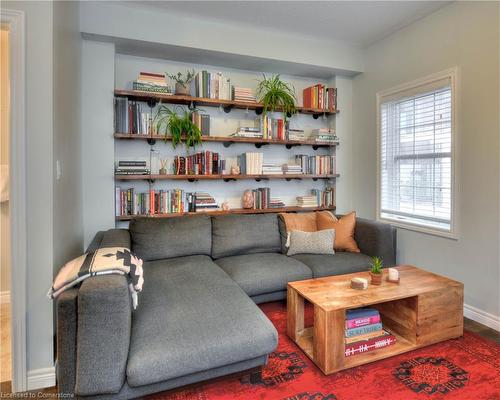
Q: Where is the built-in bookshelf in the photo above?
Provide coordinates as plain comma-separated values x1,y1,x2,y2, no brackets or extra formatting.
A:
114,74,339,222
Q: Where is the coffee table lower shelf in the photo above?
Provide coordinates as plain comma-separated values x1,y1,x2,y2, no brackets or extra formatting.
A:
295,326,416,371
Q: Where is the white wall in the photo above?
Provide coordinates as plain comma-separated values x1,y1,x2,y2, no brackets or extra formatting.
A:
352,2,500,320
1,29,10,294
3,0,55,377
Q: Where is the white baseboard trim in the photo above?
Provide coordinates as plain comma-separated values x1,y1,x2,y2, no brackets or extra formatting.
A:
0,290,10,304
27,367,55,390
464,303,500,332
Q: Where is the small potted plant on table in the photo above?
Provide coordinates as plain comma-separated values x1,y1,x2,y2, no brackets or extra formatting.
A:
369,256,384,285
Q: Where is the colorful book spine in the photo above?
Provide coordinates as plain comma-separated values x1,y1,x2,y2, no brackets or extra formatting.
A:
345,333,397,357
346,315,381,329
345,323,383,338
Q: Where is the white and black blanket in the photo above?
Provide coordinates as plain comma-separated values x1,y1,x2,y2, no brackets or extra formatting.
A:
49,247,144,309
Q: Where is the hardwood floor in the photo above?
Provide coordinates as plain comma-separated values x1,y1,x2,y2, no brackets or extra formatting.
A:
0,317,497,395
0,303,11,383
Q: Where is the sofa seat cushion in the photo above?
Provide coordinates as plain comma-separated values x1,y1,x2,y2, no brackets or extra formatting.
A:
215,253,312,297
292,252,372,278
126,255,278,388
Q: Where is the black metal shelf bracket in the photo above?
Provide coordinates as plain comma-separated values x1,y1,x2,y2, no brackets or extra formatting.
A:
223,178,237,182
223,105,233,113
255,143,269,149
187,178,198,182
147,99,158,108
147,138,157,146
255,108,263,115
285,143,300,149
223,141,234,148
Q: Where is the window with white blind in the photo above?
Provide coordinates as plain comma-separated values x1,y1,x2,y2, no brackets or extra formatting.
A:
377,69,457,236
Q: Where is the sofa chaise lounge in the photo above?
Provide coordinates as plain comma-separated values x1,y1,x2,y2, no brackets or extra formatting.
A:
56,213,396,399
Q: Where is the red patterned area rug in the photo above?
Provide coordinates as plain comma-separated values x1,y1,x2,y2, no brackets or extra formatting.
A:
148,301,500,400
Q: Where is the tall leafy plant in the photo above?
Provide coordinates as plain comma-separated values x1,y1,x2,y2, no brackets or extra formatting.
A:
256,74,297,121
154,105,202,151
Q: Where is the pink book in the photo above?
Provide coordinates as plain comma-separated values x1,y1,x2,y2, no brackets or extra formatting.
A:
346,315,381,329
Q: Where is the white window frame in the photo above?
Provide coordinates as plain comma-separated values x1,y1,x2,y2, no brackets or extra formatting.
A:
376,67,459,239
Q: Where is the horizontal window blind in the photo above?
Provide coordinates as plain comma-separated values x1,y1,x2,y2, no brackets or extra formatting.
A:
380,80,453,231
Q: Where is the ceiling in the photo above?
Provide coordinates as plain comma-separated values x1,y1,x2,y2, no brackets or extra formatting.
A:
125,1,451,47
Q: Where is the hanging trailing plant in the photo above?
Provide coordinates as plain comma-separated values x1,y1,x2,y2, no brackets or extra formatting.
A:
154,104,202,151
256,74,297,121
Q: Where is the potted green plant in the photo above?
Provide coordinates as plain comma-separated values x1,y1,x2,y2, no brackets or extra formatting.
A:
256,74,296,122
369,256,384,285
154,105,202,151
167,69,195,95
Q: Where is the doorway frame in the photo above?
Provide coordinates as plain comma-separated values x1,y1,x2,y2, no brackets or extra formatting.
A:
1,8,27,392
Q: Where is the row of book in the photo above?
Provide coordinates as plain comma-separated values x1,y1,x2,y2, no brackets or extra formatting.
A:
115,189,220,216
194,71,232,100
311,187,336,207
191,112,211,136
344,308,396,357
311,128,338,143
133,72,173,94
114,99,152,135
174,152,225,175
238,152,263,175
303,85,337,111
294,155,336,175
255,115,286,140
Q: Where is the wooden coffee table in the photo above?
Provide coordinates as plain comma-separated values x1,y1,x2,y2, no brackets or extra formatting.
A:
287,265,463,374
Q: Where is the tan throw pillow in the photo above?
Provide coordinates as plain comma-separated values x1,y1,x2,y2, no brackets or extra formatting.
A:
316,211,360,253
278,212,317,232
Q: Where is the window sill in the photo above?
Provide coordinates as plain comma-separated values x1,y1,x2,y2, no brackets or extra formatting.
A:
378,217,458,240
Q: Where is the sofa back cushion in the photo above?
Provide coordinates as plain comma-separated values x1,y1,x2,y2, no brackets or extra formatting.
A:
211,214,281,259
129,215,212,261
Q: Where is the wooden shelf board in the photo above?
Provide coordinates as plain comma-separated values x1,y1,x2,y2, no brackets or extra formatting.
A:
116,206,336,221
114,89,339,116
114,133,338,147
294,327,417,372
115,173,340,181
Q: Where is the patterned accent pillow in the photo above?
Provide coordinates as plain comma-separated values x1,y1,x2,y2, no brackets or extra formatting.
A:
286,229,335,256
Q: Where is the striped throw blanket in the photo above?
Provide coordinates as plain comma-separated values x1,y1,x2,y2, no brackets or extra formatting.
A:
49,247,144,309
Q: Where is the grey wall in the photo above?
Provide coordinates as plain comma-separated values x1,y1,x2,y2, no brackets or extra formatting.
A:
81,40,116,248
352,1,500,318
3,0,55,374
53,1,83,272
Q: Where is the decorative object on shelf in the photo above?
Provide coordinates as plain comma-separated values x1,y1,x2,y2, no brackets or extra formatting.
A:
221,201,230,211
154,105,202,150
230,165,240,175
159,158,168,175
369,256,383,285
242,190,254,209
256,74,296,122
350,277,368,290
387,267,400,284
167,69,195,95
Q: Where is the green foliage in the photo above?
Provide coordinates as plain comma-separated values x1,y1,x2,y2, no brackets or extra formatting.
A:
154,105,202,151
167,69,195,88
370,256,383,274
256,74,296,122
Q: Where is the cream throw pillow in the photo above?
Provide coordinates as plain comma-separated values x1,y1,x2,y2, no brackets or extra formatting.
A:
286,229,335,256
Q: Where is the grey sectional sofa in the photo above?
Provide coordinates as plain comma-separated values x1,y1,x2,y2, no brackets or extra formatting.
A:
56,213,396,399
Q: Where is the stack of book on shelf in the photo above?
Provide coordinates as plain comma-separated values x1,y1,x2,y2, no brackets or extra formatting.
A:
311,187,336,207
232,87,256,102
282,164,302,175
303,84,337,111
114,98,152,135
232,127,263,138
296,195,318,208
238,152,263,175
194,71,231,100
255,115,285,140
192,112,210,136
115,160,149,176
262,163,283,175
174,151,225,175
295,155,336,175
133,72,173,94
269,198,286,208
251,188,271,209
344,308,397,357
287,128,305,141
115,188,185,216
192,192,219,212
311,128,338,143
